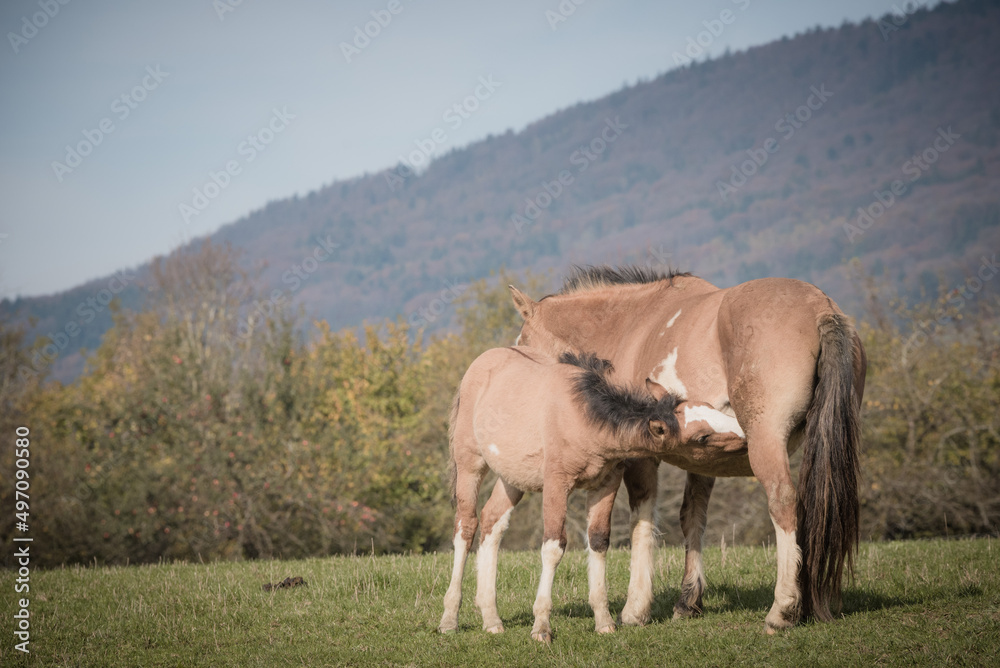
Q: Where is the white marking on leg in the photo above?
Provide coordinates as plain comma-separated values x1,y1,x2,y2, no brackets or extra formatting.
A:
535,539,564,606
620,500,655,625
487,443,500,456
588,547,615,633
682,546,705,601
476,508,513,632
666,309,682,328
649,348,687,399
440,522,468,632
683,404,745,437
766,524,802,631
532,539,565,642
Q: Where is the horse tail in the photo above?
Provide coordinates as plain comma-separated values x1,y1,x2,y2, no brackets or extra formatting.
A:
797,313,862,621
447,390,461,508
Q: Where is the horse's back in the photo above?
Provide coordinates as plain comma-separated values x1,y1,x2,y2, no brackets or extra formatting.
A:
457,346,568,491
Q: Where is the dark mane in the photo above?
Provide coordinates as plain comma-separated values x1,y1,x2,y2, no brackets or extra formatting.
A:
559,264,691,296
559,351,681,443
558,350,614,375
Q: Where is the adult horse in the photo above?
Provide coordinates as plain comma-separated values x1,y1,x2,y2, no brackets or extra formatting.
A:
509,265,866,632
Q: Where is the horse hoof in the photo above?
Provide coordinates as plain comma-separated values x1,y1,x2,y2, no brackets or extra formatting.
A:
672,605,702,620
596,623,616,635
764,616,794,635
439,626,457,634
765,608,797,634
484,624,504,634
618,610,650,627
531,630,553,644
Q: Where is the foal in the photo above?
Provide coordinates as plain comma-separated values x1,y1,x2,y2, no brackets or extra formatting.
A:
438,347,746,643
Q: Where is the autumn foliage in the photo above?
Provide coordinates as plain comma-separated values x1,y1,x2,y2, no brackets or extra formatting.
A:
1,243,997,567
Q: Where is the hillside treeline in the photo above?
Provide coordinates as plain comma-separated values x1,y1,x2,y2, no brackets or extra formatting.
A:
1,243,997,568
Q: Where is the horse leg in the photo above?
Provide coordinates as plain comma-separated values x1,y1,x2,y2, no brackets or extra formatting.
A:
474,478,523,633
586,474,621,634
531,483,569,644
673,472,716,619
619,458,658,626
439,466,484,633
747,425,802,634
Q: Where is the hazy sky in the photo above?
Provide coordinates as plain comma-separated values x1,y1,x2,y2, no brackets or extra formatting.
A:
0,0,897,300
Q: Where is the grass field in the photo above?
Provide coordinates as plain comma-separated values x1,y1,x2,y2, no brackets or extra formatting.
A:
2,538,997,667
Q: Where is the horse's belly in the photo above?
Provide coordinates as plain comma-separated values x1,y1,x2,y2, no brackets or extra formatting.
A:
479,440,545,492
658,451,754,478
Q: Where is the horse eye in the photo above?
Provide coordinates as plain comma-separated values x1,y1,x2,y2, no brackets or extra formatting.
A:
697,434,709,443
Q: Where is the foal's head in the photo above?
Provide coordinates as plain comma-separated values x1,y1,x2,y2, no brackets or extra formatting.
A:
645,378,747,450
560,351,746,451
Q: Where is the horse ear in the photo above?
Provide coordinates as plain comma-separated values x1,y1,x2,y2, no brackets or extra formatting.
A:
508,285,536,320
648,419,668,439
645,377,667,400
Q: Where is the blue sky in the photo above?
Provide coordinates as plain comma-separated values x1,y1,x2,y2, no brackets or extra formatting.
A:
0,0,897,299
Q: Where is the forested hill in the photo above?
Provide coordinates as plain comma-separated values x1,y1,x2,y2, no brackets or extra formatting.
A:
4,0,1000,382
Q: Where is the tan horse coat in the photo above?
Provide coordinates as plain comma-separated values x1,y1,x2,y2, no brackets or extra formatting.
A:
510,266,865,632
438,346,746,642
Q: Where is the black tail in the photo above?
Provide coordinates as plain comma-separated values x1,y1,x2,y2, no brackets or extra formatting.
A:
797,313,863,621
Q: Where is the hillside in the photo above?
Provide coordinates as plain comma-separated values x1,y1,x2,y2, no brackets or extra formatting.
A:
4,0,1000,381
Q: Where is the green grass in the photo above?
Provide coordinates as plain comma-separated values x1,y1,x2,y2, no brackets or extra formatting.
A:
2,538,998,667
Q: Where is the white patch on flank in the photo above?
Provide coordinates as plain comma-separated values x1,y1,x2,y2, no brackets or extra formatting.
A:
488,443,500,456
666,309,682,328
650,348,687,399
683,405,745,437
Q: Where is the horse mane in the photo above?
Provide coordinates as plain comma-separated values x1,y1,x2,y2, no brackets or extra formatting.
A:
558,351,681,444
558,264,691,296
